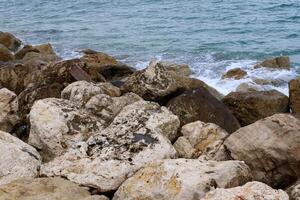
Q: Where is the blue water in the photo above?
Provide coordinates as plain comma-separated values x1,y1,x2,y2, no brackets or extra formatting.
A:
1,0,300,94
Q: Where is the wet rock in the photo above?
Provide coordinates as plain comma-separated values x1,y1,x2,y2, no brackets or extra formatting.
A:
221,68,247,80
254,56,290,70
202,181,289,200
14,45,39,60
159,61,192,77
61,81,121,106
0,177,109,200
225,114,300,188
174,121,230,161
167,87,240,133
286,179,300,200
29,98,104,161
80,51,135,81
41,101,178,192
0,32,21,52
85,93,142,125
223,90,289,126
0,131,41,185
0,88,19,132
235,82,266,92
113,159,252,200
289,78,300,114
0,44,14,62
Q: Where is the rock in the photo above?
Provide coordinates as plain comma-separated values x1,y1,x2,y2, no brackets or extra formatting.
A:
174,121,230,161
61,81,121,106
202,181,289,200
222,68,247,80
29,98,104,161
159,61,192,77
222,90,289,126
0,131,41,185
0,32,21,51
41,101,178,192
289,78,300,114
224,114,300,188
286,179,300,200
85,93,142,125
253,78,284,86
34,43,57,55
0,44,14,62
113,159,252,200
0,88,19,132
14,45,39,60
0,177,109,200
254,56,290,70
122,61,181,101
80,52,135,82
167,87,240,133
235,82,266,92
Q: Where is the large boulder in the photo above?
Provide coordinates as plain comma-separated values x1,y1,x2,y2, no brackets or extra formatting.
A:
29,98,104,161
167,87,240,133
61,81,121,106
286,179,300,200
0,131,41,185
41,101,178,192
174,121,230,161
0,88,19,132
158,61,192,77
0,32,21,52
254,56,290,70
224,114,300,188
221,68,247,80
223,90,289,126
0,44,14,62
289,78,300,114
85,93,142,125
113,159,252,200
0,177,109,200
202,181,289,200
14,45,39,60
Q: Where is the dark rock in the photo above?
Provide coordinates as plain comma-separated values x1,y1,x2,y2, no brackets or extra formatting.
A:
222,90,289,126
0,32,21,52
222,68,247,80
289,78,300,114
0,44,14,62
167,87,240,133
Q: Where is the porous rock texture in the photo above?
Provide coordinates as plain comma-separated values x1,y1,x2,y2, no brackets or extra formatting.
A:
113,159,252,200
0,131,41,185
0,177,109,200
40,101,179,192
202,181,289,200
225,114,300,188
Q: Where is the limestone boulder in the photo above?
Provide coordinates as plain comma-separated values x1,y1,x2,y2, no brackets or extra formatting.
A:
0,32,21,51
286,179,300,200
174,121,230,161
289,78,300,114
0,131,41,185
0,88,19,132
85,93,142,125
61,81,121,106
202,181,289,200
159,61,192,77
113,159,252,200
167,87,240,133
0,44,14,62
14,45,39,60
224,114,300,188
235,82,266,92
223,90,289,126
29,98,104,161
254,56,290,70
222,68,247,80
0,177,109,200
41,101,178,192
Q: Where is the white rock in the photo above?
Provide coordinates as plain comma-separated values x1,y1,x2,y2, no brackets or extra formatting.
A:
0,131,41,185
41,101,178,192
29,98,104,161
0,88,19,132
113,159,252,200
202,181,289,200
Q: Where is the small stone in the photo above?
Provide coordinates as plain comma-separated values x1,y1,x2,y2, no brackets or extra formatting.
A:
222,68,247,80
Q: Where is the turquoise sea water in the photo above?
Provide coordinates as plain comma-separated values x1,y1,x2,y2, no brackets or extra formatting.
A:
1,0,300,94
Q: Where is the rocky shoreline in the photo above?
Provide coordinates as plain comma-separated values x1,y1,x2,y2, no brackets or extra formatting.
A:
1,31,300,199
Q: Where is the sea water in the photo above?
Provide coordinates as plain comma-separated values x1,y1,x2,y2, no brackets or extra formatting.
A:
1,0,300,95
